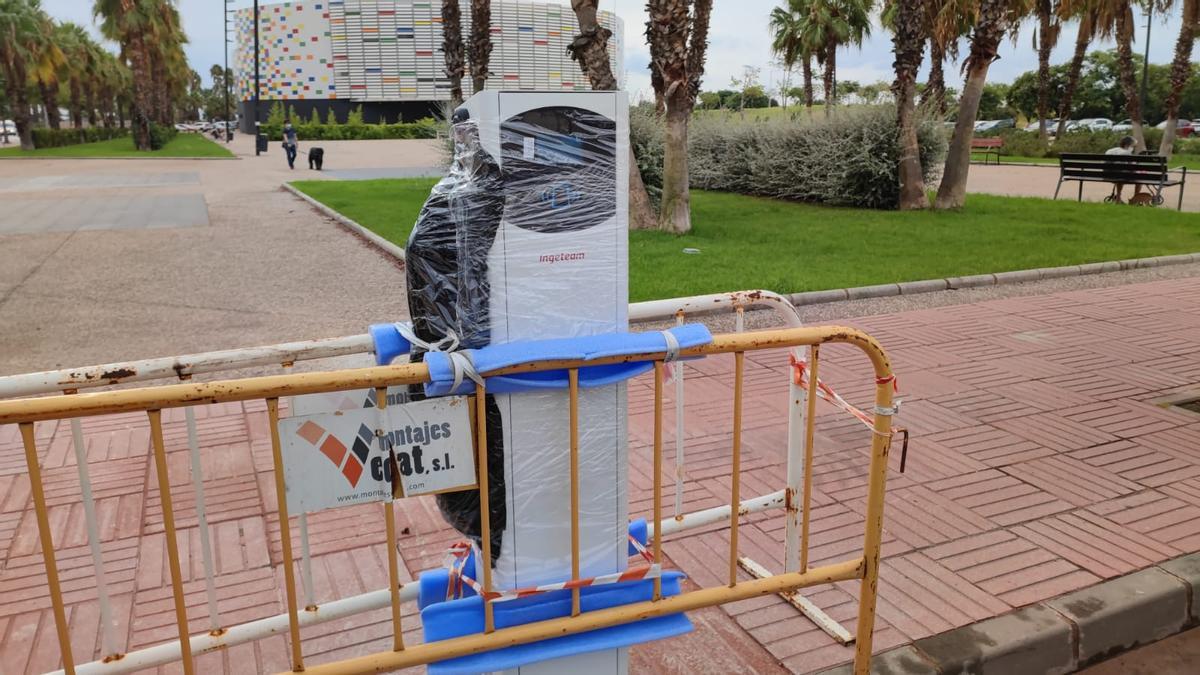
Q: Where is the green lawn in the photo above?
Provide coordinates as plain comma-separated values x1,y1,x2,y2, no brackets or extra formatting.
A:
0,134,234,158
291,178,1200,301
992,154,1200,171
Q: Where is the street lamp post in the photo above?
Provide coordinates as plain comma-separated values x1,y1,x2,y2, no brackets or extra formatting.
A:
224,1,233,142
254,0,262,155
1140,6,1152,133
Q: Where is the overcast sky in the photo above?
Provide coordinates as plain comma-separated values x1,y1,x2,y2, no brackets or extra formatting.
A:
41,0,1198,98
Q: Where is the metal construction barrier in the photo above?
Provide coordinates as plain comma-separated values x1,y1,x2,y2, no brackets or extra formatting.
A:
0,291,900,675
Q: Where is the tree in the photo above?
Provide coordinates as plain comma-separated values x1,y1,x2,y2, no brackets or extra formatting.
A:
1055,1,1097,137
468,0,492,93
441,0,465,104
1160,0,1200,157
935,0,1032,210
770,0,816,111
30,7,65,129
798,0,874,116
95,0,158,149
646,0,714,233
730,65,761,117
1032,0,1061,138
0,0,59,149
890,0,928,209
568,0,657,230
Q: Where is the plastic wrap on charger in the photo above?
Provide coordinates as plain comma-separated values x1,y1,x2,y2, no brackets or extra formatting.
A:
405,93,630,593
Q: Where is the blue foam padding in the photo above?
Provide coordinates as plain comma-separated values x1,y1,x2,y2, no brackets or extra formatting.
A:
628,518,647,556
423,324,713,396
421,572,691,674
369,322,414,366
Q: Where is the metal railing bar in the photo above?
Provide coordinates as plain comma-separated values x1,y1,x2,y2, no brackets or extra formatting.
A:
293,557,865,675
146,410,194,675
672,313,685,518
57,489,790,675
69,417,120,657
652,361,664,601
379,386,406,652
784,346,805,574
298,514,315,610
183,408,222,631
568,369,582,616
474,385,495,634
266,398,304,671
20,422,77,675
802,344,820,574
728,353,744,587
0,328,889,425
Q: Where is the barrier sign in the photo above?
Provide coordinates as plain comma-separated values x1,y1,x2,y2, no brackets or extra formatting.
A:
279,396,476,514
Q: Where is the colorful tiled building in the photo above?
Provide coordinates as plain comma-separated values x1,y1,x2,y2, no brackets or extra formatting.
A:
234,0,624,126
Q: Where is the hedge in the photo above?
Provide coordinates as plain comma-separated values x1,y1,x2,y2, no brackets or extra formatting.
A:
31,126,129,149
631,105,947,210
259,118,439,142
991,127,1200,158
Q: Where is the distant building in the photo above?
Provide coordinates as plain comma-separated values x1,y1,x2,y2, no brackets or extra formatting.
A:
234,0,623,129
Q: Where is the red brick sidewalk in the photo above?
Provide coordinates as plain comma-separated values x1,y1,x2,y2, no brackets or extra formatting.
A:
2,276,1199,674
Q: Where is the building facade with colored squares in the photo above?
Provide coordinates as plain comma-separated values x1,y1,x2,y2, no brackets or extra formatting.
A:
234,0,624,126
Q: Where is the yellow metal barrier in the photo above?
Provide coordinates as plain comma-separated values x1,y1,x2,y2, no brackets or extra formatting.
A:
0,326,896,675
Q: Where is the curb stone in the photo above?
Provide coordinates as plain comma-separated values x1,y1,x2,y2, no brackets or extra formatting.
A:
814,552,1200,675
276,187,1200,309
282,182,407,262
788,251,1200,308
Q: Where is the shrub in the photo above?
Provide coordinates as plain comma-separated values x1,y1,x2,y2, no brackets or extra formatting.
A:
996,130,1049,158
148,123,177,150
31,126,129,149
308,107,322,126
267,101,285,127
258,118,439,141
347,105,365,126
632,105,947,210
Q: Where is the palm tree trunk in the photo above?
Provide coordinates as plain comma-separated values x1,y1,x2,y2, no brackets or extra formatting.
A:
441,0,465,104
468,0,492,93
1035,0,1053,140
568,0,655,230
128,33,153,150
1115,5,1145,150
936,0,1007,209
823,43,835,115
5,73,35,150
87,86,99,128
802,56,813,112
893,0,928,210
1160,0,1198,158
1056,16,1091,139
659,89,691,233
70,78,84,128
924,40,946,114
40,84,61,130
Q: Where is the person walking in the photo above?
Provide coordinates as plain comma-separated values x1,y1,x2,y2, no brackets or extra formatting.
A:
282,121,299,170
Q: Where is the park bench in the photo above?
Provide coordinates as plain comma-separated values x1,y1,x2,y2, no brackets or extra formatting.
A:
1054,153,1187,210
970,137,1003,165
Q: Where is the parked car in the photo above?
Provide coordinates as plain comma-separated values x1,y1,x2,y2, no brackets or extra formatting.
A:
1112,119,1132,132
974,118,1015,133
0,120,16,138
1155,119,1195,137
1023,119,1058,133
1073,117,1113,131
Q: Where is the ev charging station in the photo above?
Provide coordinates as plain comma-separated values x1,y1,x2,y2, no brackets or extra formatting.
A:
380,89,699,674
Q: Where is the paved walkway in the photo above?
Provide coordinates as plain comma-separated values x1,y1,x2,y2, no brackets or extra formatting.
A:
966,162,1198,211
2,273,1199,673
0,133,440,377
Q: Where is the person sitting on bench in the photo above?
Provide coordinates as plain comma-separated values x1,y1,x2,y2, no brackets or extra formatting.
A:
1105,136,1144,203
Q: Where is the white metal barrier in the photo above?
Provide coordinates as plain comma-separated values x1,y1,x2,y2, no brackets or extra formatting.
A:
0,290,838,675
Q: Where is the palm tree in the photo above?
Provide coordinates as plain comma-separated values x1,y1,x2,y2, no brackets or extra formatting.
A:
94,0,157,149
889,0,929,209
798,0,873,115
1160,0,1200,157
29,7,65,129
468,0,492,93
1055,0,1099,138
58,22,96,129
441,0,465,104
646,0,714,233
1033,0,1061,139
770,0,816,111
934,0,1033,210
0,0,59,149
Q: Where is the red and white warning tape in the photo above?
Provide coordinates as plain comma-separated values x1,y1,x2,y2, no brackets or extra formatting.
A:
444,534,660,603
788,349,900,433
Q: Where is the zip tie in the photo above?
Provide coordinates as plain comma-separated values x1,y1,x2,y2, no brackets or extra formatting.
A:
661,330,681,363
873,403,901,416
393,322,461,354
447,351,483,393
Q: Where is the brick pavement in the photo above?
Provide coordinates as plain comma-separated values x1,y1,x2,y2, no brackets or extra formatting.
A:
2,275,1200,673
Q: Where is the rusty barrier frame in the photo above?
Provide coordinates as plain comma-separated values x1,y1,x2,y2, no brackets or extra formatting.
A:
0,326,895,675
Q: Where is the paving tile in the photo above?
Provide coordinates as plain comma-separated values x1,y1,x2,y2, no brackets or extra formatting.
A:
925,469,1072,526
1002,455,1140,507
1089,490,1200,552
992,412,1119,452
928,390,1040,425
1012,509,1180,578
1069,439,1200,488
842,484,994,549
928,426,1055,467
